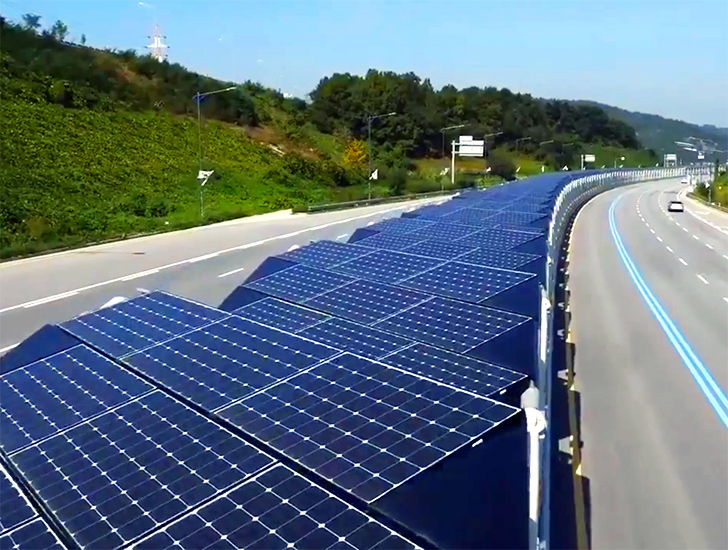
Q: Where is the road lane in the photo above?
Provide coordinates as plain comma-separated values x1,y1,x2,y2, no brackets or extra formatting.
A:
568,179,728,548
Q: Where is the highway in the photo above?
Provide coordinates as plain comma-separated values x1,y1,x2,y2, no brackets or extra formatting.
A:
0,197,447,353
568,178,728,548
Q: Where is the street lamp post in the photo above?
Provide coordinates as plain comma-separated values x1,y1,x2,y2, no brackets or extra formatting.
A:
614,156,625,169
367,112,396,200
515,136,532,152
440,124,467,158
193,85,238,218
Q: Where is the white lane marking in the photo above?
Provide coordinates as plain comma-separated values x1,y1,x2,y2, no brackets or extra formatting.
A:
136,288,151,293
366,221,374,226
679,258,688,266
121,268,160,282
650,229,656,234
723,297,728,304
706,243,714,250
218,267,246,279
23,290,79,309
0,199,444,314
287,245,300,251
692,234,699,240
657,236,663,242
682,227,689,232
697,274,709,285
336,234,349,240
187,252,220,263
645,222,650,228
666,246,674,253
0,342,19,354
723,255,728,261
675,222,681,226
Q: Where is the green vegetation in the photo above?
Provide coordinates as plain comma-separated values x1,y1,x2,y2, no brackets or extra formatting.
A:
694,170,728,208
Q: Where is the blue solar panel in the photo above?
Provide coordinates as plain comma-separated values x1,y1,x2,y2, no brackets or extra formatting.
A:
0,518,66,550
399,262,535,304
304,280,433,325
438,208,500,226
0,345,152,454
299,318,412,360
486,211,548,226
364,217,434,234
62,292,228,358
406,222,482,242
410,203,466,219
276,240,372,269
331,250,444,284
234,297,330,333
381,343,526,398
499,202,551,214
9,391,274,550
354,232,427,251
496,223,545,235
245,265,356,303
126,315,340,411
133,464,418,550
220,353,519,503
454,228,539,250
0,464,36,535
457,247,542,270
373,297,531,354
400,240,478,260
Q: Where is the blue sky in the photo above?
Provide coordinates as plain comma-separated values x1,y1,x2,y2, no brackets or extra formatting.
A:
3,0,727,126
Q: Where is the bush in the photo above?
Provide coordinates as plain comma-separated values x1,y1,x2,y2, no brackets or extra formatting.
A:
388,167,407,196
487,152,516,180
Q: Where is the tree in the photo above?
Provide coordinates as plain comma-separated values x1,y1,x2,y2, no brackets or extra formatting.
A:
342,139,367,171
50,20,68,42
22,13,41,32
80,34,87,46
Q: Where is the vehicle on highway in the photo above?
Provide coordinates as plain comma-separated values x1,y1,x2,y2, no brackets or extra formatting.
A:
667,200,684,212
681,176,690,184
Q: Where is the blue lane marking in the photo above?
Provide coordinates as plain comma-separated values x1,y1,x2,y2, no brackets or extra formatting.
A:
609,194,728,428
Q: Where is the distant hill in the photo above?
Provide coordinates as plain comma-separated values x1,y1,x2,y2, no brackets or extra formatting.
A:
574,101,728,162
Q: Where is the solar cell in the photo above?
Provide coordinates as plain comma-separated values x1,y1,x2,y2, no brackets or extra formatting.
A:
132,464,419,550
399,262,535,304
381,343,526,398
455,248,543,271
354,232,427,251
276,240,372,270
410,203,465,219
245,265,355,303
0,464,36,535
299,318,412,360
373,297,530,354
9,391,274,550
221,353,519,503
364,218,434,234
405,222,482,242
438,208,500,226
0,345,152,454
62,292,228,358
0,518,66,550
304,280,433,325
125,315,340,411
486,211,548,227
331,250,444,284
400,240,478,260
234,297,331,333
454,228,539,250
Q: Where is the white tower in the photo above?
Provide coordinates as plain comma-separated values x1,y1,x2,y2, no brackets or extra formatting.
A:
146,23,168,62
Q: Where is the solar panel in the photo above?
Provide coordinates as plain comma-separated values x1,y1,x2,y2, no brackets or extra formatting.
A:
399,262,535,304
0,518,66,550
364,217,434,234
0,464,36,535
245,264,356,303
410,203,465,219
220,353,519,503
400,240,478,260
234,297,330,333
499,202,551,214
9,391,274,550
276,240,372,270
405,222,482,242
126,315,340,412
354,232,427,251
486,211,548,227
496,223,545,235
304,280,433,326
0,345,152,454
132,464,418,550
61,292,228,358
454,228,539,250
299,318,412,360
438,208,500,226
331,250,444,284
457,247,542,271
373,297,530,354
381,343,526,398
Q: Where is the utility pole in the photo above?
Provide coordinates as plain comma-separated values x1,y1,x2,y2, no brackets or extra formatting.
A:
441,124,466,158
451,140,456,187
366,112,396,200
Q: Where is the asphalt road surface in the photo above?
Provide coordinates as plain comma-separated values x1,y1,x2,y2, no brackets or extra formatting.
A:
569,178,728,548
0,197,448,352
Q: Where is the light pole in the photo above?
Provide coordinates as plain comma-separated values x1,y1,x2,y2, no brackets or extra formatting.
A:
441,124,467,158
539,140,554,147
193,85,238,218
367,112,396,200
614,156,625,169
515,136,532,152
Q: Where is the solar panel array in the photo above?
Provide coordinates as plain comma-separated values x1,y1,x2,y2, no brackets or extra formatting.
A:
1,173,571,549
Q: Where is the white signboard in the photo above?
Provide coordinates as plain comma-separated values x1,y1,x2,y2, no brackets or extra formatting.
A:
459,135,473,142
583,154,596,163
458,139,484,157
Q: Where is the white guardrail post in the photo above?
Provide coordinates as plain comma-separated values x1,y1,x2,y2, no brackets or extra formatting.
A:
535,167,677,549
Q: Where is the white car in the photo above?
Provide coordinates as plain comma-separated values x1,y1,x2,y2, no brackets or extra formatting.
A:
681,177,689,184
667,200,684,212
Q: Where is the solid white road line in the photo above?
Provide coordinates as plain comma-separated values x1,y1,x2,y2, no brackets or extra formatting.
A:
187,252,220,263
666,246,674,253
287,245,300,251
336,234,349,240
697,274,709,285
218,267,246,279
0,342,19,354
679,258,688,266
122,268,160,282
23,290,79,309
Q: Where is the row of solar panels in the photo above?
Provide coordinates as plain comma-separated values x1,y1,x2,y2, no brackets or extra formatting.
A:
0,173,574,549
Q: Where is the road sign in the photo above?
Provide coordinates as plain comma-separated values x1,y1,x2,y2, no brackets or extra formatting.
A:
458,140,485,157
583,154,595,163
459,135,473,142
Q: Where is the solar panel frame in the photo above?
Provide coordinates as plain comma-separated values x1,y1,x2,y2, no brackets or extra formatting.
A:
400,240,479,260
364,217,435,234
454,247,544,271
353,232,428,251
234,297,331,333
131,464,420,550
298,318,413,360
220,353,520,503
275,240,374,270
0,517,66,550
244,264,357,303
454,228,540,250
405,222,483,242
330,249,445,284
437,208,501,226
0,463,37,535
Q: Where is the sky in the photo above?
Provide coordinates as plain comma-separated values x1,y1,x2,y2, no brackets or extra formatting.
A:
3,0,727,126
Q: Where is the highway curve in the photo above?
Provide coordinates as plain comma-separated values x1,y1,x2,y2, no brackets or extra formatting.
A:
568,177,728,548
